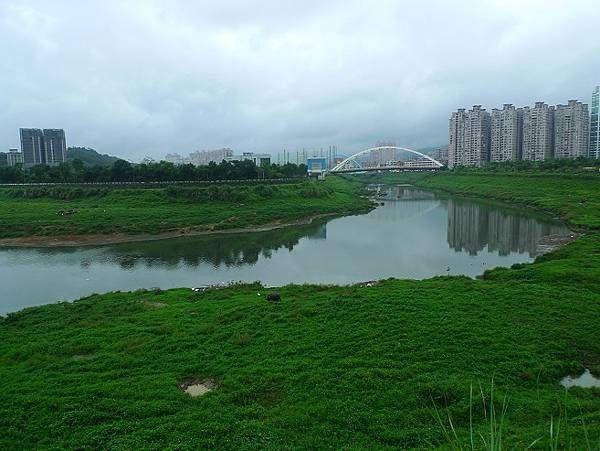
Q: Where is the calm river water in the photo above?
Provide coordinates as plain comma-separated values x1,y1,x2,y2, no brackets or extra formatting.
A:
0,187,570,314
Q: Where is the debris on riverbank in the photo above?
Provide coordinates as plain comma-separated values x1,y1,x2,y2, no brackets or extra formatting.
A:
179,378,218,397
535,232,582,256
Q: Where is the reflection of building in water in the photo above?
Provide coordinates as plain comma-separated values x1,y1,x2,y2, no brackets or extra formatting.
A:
392,186,437,201
447,200,489,255
307,223,327,240
369,185,438,201
447,199,566,257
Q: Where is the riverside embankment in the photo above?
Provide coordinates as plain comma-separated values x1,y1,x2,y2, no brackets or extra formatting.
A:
0,177,372,246
1,171,599,449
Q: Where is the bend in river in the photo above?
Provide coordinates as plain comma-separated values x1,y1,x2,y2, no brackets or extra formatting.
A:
0,186,571,314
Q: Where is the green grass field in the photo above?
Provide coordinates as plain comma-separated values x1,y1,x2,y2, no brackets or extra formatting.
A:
0,177,370,239
1,171,599,449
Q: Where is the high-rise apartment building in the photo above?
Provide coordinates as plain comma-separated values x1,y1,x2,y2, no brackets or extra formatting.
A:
20,128,45,166
522,102,554,161
448,109,466,169
448,105,490,168
590,86,599,159
554,100,589,159
490,104,523,162
42,129,67,165
19,128,67,166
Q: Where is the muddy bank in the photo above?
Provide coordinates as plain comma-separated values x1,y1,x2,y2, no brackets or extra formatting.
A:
0,213,341,248
535,232,582,256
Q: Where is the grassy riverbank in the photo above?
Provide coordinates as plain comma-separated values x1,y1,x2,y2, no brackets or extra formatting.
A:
361,170,600,229
1,172,599,449
0,177,371,243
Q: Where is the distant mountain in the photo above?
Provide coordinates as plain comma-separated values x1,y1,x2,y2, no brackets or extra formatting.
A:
66,147,120,166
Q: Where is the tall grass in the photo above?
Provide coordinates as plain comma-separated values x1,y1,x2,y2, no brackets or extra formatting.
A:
432,381,600,450
431,380,509,450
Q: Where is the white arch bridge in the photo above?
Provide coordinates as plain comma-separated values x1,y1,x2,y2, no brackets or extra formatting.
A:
329,146,444,173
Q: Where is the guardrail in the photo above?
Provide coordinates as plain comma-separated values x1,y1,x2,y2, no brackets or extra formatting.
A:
0,177,306,188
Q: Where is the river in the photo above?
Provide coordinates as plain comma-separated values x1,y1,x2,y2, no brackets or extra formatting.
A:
0,186,570,314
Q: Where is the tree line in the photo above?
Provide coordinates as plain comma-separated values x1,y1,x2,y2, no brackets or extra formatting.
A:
0,159,308,184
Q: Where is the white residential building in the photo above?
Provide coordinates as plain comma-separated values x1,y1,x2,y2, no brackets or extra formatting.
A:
448,105,491,168
522,102,555,161
554,100,589,159
490,104,522,162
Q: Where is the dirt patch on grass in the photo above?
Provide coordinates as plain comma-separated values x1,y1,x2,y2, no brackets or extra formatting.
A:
72,354,96,361
179,378,218,397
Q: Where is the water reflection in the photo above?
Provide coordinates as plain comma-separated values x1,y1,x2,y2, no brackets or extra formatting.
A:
114,221,327,269
446,198,566,257
0,187,570,314
36,221,328,270
376,185,567,257
561,369,600,389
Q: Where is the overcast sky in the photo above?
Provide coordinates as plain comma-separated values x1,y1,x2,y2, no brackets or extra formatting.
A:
1,0,598,161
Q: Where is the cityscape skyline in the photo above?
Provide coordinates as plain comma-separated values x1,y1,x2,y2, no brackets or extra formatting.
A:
448,93,596,168
2,85,598,168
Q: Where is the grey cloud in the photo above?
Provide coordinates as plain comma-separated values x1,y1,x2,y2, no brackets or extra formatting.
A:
0,0,598,161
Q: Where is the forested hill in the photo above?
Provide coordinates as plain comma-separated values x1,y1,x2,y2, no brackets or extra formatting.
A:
66,147,120,166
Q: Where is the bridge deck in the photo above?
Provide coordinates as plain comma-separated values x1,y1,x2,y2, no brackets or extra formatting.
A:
331,165,442,174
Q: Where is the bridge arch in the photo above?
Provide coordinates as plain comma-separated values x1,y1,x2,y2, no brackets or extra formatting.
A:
330,146,443,172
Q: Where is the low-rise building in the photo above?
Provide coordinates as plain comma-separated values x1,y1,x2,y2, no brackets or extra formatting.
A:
307,157,328,176
164,153,188,165
189,148,234,166
225,152,271,167
6,149,24,166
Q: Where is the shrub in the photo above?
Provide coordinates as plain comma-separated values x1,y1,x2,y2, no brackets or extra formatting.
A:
165,185,249,203
5,187,109,200
254,185,277,198
297,183,332,198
